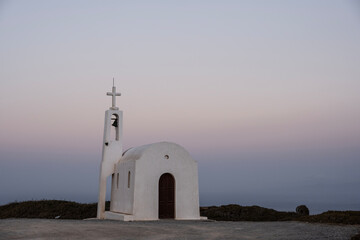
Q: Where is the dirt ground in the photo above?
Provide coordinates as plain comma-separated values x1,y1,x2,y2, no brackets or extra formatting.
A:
0,219,359,240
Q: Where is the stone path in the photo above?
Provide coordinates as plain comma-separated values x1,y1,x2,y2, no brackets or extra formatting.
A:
0,219,359,240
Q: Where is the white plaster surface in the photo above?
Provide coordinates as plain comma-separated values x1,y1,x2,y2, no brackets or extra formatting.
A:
97,109,123,219
97,88,201,221
109,142,201,221
110,160,135,214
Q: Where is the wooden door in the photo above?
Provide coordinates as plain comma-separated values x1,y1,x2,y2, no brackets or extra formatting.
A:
158,173,175,219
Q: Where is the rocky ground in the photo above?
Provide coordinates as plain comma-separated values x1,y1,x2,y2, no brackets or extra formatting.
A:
0,218,359,240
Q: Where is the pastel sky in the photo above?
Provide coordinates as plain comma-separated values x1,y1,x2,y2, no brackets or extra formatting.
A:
1,0,359,213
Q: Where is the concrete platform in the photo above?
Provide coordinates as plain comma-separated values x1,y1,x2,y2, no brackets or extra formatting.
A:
104,211,134,221
0,218,359,240
104,211,207,221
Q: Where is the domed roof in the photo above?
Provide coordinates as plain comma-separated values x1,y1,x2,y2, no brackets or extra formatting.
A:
120,142,193,163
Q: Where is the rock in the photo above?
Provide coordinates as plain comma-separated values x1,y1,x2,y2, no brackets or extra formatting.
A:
296,205,309,216
351,233,360,240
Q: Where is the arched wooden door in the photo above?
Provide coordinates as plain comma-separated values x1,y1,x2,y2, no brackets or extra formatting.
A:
158,173,175,219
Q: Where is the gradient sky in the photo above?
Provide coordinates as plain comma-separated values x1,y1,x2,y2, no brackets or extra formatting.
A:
1,0,360,214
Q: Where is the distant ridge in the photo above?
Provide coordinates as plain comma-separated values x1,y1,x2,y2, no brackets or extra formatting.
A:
1,200,359,225
0,200,109,220
200,204,360,224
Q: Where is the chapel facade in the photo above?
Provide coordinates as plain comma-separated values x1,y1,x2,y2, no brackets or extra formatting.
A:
97,84,203,221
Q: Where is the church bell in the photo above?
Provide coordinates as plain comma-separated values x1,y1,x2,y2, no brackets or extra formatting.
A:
111,118,118,128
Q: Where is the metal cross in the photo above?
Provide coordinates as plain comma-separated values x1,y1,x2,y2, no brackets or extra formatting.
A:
107,78,121,110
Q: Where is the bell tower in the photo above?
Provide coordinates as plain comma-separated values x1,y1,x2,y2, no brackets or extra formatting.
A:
97,80,123,219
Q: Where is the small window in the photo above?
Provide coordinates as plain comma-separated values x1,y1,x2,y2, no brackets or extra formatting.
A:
127,171,131,188
116,173,119,189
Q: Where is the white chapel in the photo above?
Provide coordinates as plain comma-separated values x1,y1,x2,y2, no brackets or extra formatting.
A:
97,83,203,221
